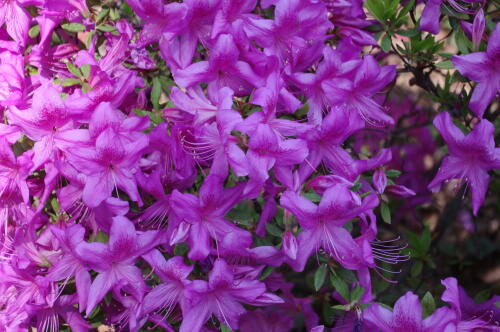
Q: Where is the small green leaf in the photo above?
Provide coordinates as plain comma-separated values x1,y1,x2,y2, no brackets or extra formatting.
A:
381,34,392,52
29,25,40,39
95,8,110,24
380,202,391,224
303,192,321,203
395,29,420,37
495,301,500,309
96,24,116,32
386,169,402,178
259,266,274,281
109,8,120,21
435,60,454,69
365,0,386,23
421,292,436,318
265,223,282,237
420,227,431,252
330,269,350,300
80,64,91,79
61,78,82,87
350,286,365,302
66,63,82,78
61,23,86,33
314,264,328,291
151,77,162,110
411,260,423,277
474,289,491,303
173,243,189,256
455,29,471,54
50,198,60,214
94,231,109,243
397,0,415,20
220,324,231,332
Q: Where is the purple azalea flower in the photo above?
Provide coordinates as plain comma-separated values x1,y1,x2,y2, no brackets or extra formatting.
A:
323,55,396,126
363,291,455,331
244,0,332,67
141,250,192,320
428,112,500,215
245,123,308,184
292,46,359,124
6,85,83,170
420,0,483,35
0,0,31,46
47,224,91,312
174,33,263,97
452,24,500,117
75,216,162,316
280,183,379,272
169,174,252,260
125,0,187,46
441,277,500,330
180,259,283,332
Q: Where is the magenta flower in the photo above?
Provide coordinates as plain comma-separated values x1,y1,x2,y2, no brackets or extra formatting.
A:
428,112,500,215
363,291,455,331
125,0,187,46
420,0,483,35
452,24,500,117
180,259,283,332
280,183,379,272
47,224,91,312
75,216,162,316
323,55,396,125
7,85,82,170
0,0,31,46
174,33,262,97
169,174,252,260
441,277,500,330
141,251,192,321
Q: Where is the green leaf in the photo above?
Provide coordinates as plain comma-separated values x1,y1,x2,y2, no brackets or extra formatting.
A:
50,198,60,214
386,169,401,178
397,0,415,20
381,34,392,52
411,260,423,277
303,192,321,203
259,266,274,281
365,0,386,23
95,8,109,24
61,78,82,87
61,23,86,33
495,301,500,309
455,29,471,54
314,264,328,291
265,223,282,237
96,24,116,32
66,63,81,78
474,289,491,303
220,324,231,332
330,269,350,300
420,227,431,252
94,231,109,243
421,292,436,318
151,77,162,110
380,202,391,224
395,29,420,37
29,25,40,39
350,286,365,302
435,60,454,69
109,8,120,21
80,64,91,79
173,243,189,256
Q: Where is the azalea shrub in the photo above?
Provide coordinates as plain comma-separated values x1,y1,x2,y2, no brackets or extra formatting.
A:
1,0,499,331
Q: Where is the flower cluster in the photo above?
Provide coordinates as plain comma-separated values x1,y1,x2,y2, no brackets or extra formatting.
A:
0,0,498,331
